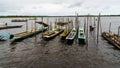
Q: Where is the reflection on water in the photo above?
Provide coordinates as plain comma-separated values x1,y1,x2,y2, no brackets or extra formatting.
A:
0,17,120,68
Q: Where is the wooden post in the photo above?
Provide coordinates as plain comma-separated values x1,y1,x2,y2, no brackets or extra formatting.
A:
99,16,102,34
67,17,69,33
47,17,49,32
87,14,89,46
30,21,32,32
72,19,73,29
41,17,44,38
50,21,52,30
26,19,28,32
84,17,86,33
34,17,37,43
41,17,44,30
76,13,79,29
118,26,120,36
93,17,96,39
109,22,111,33
97,13,100,45
91,17,92,26
55,18,57,28
90,15,92,26
41,17,43,23
94,17,96,27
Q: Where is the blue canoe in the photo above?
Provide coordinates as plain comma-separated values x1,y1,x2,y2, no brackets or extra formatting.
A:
0,33,10,41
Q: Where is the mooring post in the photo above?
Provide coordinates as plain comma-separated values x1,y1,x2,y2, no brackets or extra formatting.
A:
109,22,111,33
118,26,120,36
47,17,50,34
31,19,33,32
93,17,96,39
41,17,44,38
94,17,96,27
99,16,102,34
26,19,28,32
97,13,100,45
34,17,37,43
84,17,86,33
41,17,43,23
90,15,92,26
86,14,89,50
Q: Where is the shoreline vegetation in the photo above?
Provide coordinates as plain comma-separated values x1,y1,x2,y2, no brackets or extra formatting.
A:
0,15,120,18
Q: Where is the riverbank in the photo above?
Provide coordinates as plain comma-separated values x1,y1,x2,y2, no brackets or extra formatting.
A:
0,15,120,18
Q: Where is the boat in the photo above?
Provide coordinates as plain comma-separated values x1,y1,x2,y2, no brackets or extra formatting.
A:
43,27,64,41
0,25,22,30
35,21,49,27
57,21,71,40
0,33,10,41
10,26,48,43
11,18,27,22
102,32,120,49
66,28,77,44
78,25,86,44
90,25,95,31
60,28,71,40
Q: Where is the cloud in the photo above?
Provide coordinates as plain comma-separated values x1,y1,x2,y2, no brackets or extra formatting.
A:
68,1,84,8
0,0,120,15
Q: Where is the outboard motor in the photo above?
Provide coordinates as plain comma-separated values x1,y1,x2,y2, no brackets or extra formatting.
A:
9,35,14,39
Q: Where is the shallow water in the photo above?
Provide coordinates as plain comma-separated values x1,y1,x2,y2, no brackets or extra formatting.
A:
0,17,120,68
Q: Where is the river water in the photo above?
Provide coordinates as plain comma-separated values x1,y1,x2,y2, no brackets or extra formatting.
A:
0,17,120,68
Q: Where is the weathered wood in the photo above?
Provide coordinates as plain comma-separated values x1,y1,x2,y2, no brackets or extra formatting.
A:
97,13,100,45
26,21,28,32
102,32,120,49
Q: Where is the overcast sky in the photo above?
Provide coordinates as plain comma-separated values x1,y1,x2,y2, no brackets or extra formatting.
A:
0,0,120,16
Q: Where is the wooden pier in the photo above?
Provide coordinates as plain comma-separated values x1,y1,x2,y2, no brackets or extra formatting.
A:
102,32,120,49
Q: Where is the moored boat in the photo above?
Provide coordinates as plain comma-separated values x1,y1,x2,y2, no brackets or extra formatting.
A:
102,32,120,49
0,33,10,41
60,28,71,40
10,26,47,43
43,27,64,41
90,25,95,31
78,25,86,44
66,28,77,44
0,25,22,30
11,18,27,22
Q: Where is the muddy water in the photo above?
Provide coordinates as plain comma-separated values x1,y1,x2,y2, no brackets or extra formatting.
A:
0,17,120,68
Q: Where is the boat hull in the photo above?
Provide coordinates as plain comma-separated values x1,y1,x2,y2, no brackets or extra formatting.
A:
60,36,66,40
78,39,85,44
0,25,22,30
66,28,77,45
0,39,6,41
60,32,70,40
78,25,86,44
43,30,64,41
11,29,47,43
66,39,74,45
12,20,27,22
102,32,120,49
